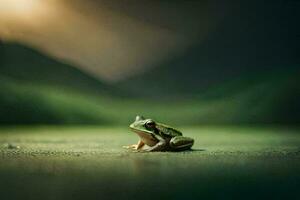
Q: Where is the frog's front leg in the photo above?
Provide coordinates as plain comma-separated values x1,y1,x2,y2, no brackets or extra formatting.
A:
169,136,194,151
123,140,144,150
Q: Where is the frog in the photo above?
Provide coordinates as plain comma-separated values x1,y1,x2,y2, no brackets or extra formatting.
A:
123,115,194,152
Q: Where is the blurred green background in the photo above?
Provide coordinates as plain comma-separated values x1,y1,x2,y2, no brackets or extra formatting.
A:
0,0,299,126
0,43,299,125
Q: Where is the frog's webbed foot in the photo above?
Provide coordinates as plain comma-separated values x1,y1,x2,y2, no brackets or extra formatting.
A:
123,144,138,149
123,140,145,150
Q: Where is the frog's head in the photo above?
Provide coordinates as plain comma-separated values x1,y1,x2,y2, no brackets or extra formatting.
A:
129,115,157,136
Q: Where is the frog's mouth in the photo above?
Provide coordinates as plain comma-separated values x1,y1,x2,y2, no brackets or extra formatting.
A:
129,126,153,135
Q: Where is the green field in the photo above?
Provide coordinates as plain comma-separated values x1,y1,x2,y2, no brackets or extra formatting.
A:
1,126,300,200
1,43,299,125
1,67,299,125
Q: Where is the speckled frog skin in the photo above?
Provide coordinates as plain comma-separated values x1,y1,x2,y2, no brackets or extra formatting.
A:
124,116,194,152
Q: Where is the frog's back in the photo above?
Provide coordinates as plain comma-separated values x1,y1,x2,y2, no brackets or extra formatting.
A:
156,123,182,137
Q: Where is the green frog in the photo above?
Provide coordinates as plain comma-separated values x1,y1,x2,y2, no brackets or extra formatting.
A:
124,115,194,152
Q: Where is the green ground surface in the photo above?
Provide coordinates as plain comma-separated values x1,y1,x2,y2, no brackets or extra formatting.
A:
0,126,300,200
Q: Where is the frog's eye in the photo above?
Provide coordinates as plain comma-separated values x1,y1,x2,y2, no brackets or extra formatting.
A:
145,120,156,129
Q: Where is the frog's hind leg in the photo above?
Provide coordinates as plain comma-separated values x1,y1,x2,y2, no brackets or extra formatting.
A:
169,136,194,151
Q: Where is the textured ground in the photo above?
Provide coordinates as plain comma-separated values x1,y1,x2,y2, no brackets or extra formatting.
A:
0,126,300,200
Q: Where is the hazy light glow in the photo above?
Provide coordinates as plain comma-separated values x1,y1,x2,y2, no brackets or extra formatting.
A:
0,0,42,16
0,0,220,82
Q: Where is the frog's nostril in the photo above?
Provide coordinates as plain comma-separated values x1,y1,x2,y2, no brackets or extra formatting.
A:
135,115,145,121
